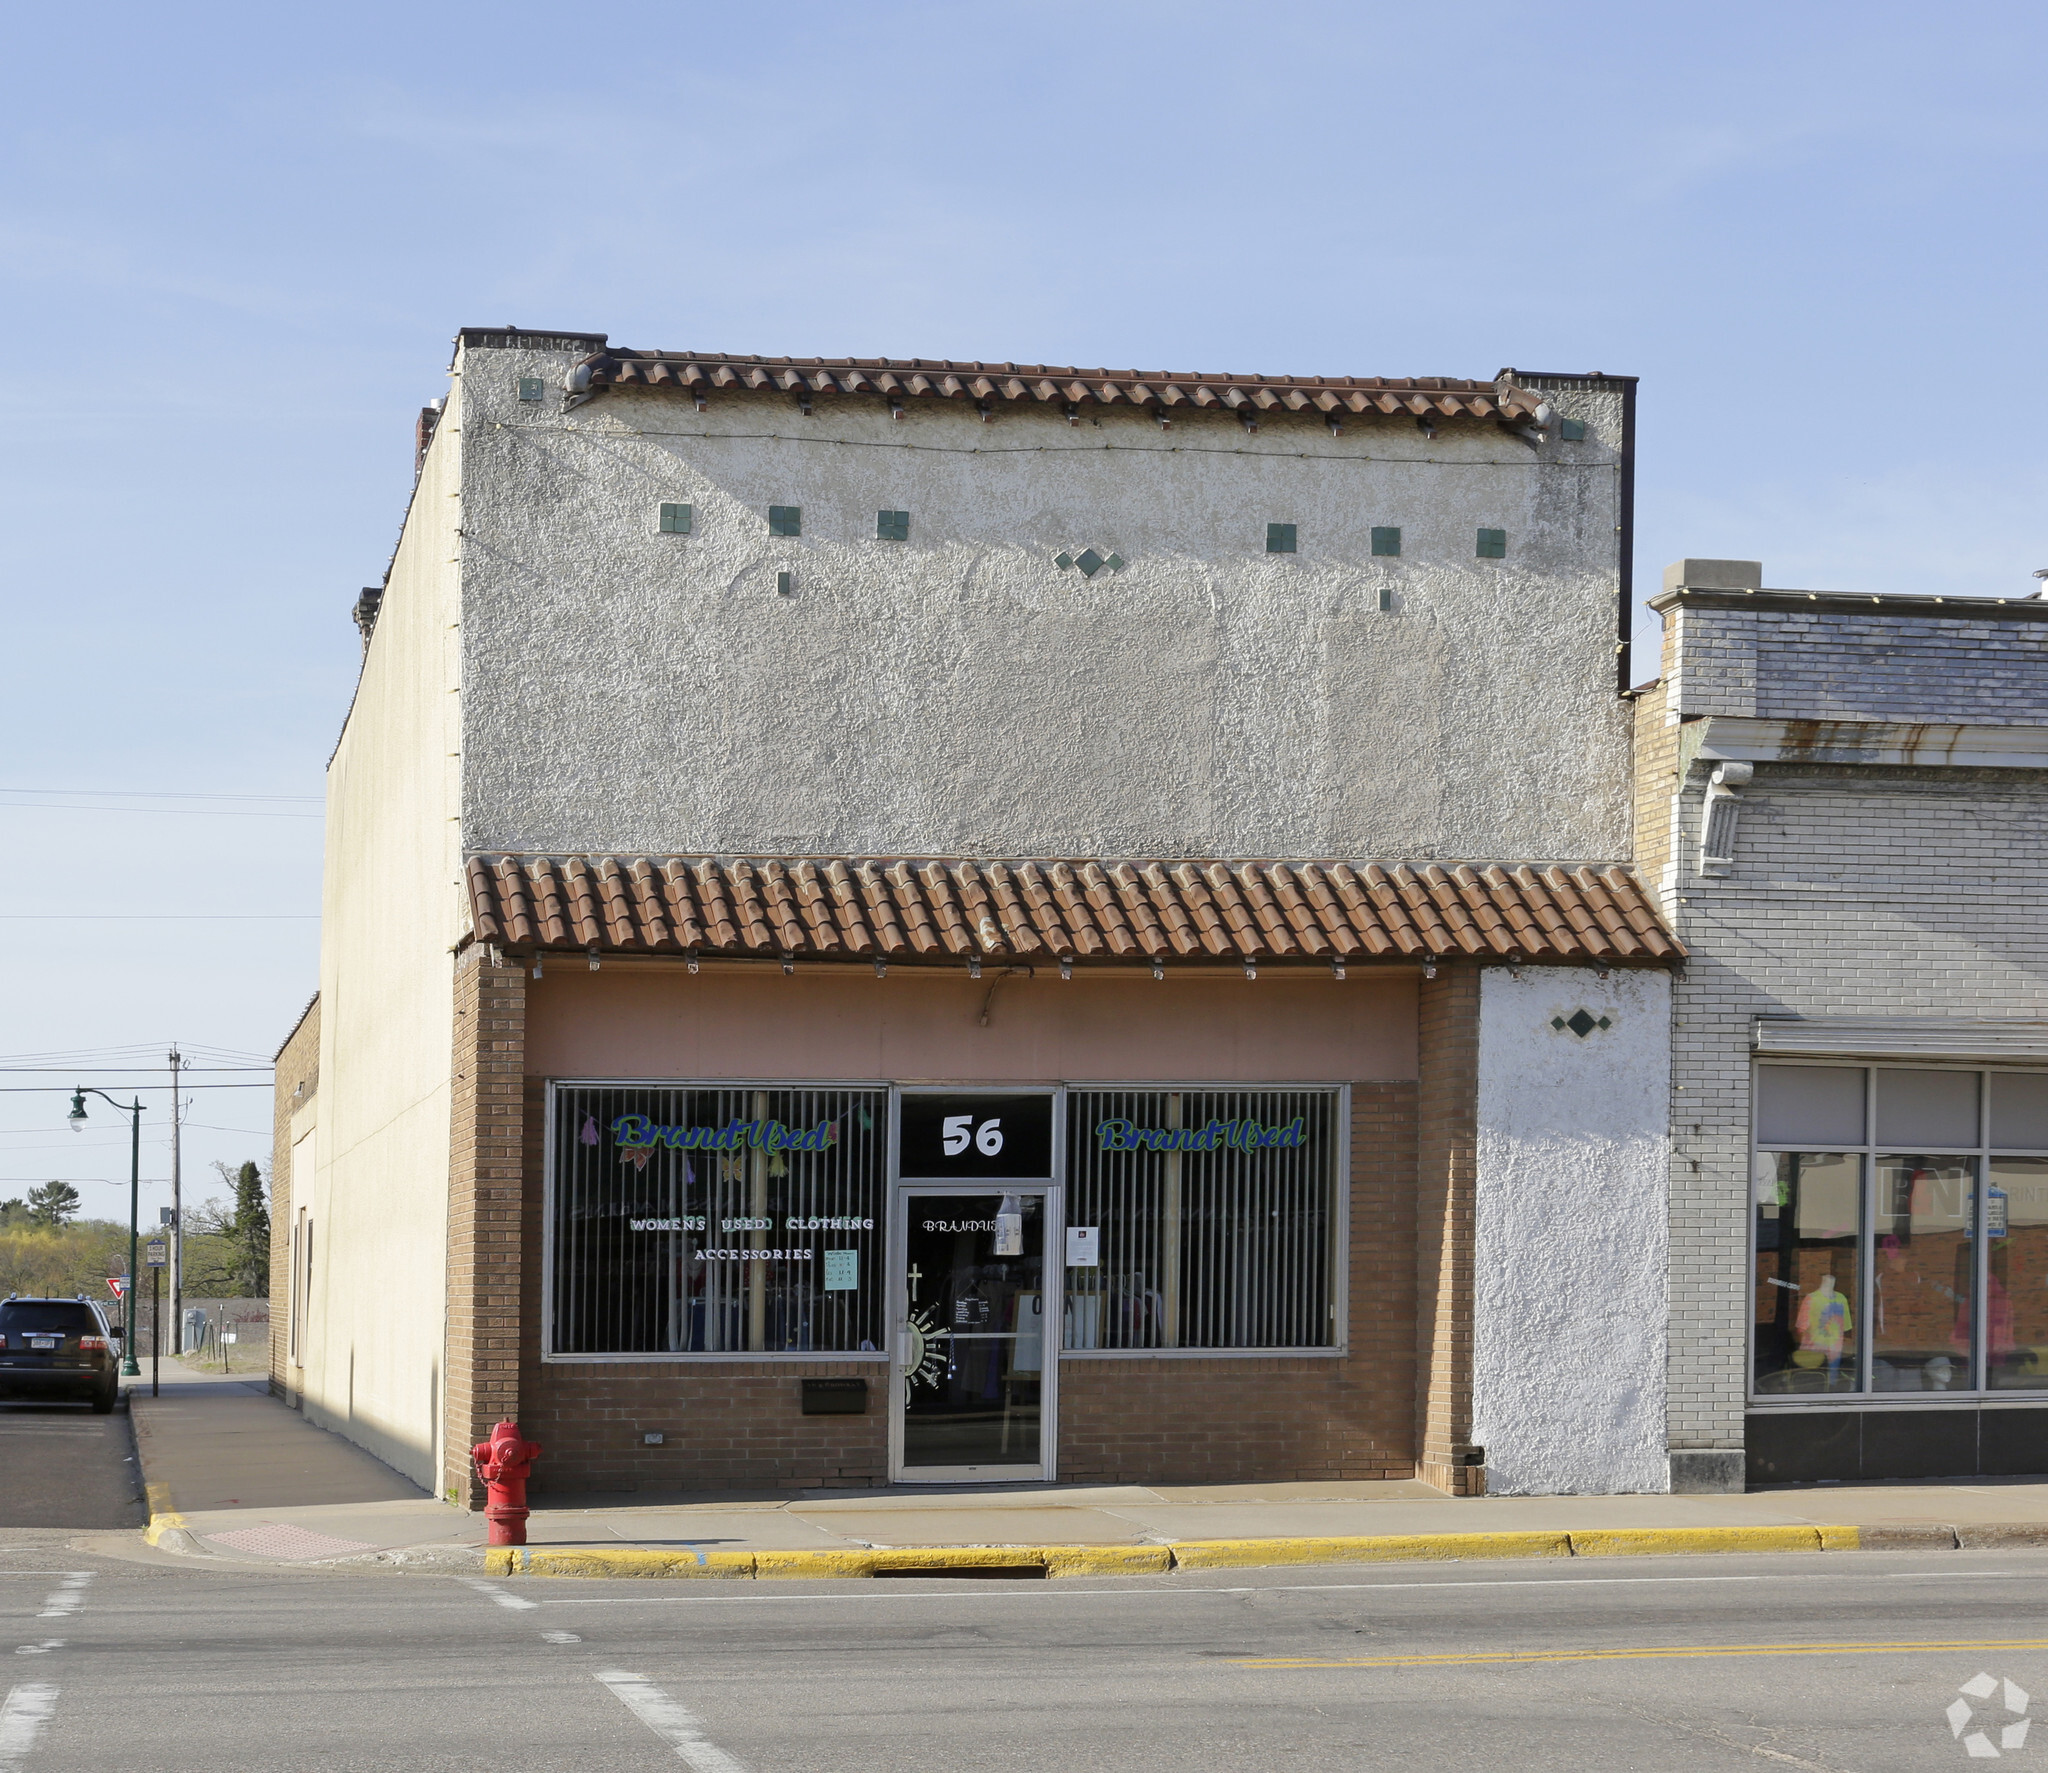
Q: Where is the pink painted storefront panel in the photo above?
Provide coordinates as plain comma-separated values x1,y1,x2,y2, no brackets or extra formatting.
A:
523,967,1416,1084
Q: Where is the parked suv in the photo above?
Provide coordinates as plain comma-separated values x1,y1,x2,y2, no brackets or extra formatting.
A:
0,1296,121,1411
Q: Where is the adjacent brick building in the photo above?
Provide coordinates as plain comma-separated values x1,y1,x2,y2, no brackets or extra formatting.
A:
1639,560,2048,1488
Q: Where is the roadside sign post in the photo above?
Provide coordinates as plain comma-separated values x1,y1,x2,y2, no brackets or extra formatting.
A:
144,1239,167,1398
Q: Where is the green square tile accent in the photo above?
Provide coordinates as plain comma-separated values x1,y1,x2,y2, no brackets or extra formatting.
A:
776,571,793,596
1476,527,1507,559
1267,522,1297,554
768,505,802,537
1559,417,1587,442
1371,526,1401,557
1054,552,1074,570
876,509,909,541
659,503,693,535
517,377,544,402
1105,553,1124,571
1076,548,1104,577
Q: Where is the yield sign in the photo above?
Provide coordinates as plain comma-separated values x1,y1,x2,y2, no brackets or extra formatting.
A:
106,1276,129,1299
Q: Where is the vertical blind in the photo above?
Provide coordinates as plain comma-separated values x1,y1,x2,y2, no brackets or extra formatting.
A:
1063,1089,1340,1351
550,1084,888,1355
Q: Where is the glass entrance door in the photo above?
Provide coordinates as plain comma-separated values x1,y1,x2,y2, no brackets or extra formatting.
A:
895,1189,1050,1480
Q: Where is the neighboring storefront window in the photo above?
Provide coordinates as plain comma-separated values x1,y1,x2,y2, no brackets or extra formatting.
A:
1063,1089,1340,1352
1752,1065,2048,1397
549,1084,888,1356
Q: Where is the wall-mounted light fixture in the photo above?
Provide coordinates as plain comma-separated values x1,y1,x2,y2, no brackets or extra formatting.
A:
1150,959,1165,982
968,956,982,981
1064,403,1081,427
1326,417,1343,436
1330,958,1347,981
532,955,544,979
686,950,699,975
780,952,795,976
1422,956,1438,980
587,947,600,972
976,399,993,423
1059,956,1073,981
1243,959,1257,981
1153,407,1172,430
873,957,887,978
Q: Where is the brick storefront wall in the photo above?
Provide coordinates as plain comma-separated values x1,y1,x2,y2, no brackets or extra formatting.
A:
268,996,319,1401
509,1075,1424,1494
442,952,529,1504
1415,969,1482,1494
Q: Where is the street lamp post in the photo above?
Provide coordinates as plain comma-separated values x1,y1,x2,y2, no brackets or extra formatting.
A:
69,1087,143,1378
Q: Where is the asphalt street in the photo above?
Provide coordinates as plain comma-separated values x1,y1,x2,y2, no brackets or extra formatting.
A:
4,1526,2048,1770
0,1399,142,1531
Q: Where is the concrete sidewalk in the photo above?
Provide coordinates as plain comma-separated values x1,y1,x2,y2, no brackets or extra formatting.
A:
127,1372,2048,1576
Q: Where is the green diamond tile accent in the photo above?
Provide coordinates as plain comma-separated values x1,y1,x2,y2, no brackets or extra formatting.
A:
1555,1008,1613,1039
1077,549,1104,577
1105,553,1124,571
1055,552,1074,570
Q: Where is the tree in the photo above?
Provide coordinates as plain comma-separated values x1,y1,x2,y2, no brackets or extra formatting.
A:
206,1161,271,1297
25,1182,82,1227
0,1199,25,1228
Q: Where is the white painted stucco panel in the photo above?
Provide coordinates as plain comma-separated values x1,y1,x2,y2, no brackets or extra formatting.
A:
1472,967,1672,1495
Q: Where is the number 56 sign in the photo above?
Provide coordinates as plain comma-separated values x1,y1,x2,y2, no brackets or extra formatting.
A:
899,1093,1053,1179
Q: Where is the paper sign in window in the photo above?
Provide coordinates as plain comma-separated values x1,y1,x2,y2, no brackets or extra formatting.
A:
823,1249,859,1292
1065,1226,1100,1267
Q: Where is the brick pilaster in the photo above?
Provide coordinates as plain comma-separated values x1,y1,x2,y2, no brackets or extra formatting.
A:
443,948,528,1506
1416,966,1482,1494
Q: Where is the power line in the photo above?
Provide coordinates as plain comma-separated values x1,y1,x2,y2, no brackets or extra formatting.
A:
0,1083,276,1092
0,788,321,803
0,803,322,819
0,914,316,921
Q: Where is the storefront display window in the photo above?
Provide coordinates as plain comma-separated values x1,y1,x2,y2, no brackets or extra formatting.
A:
1752,1064,2048,1398
1062,1088,1340,1352
548,1084,888,1356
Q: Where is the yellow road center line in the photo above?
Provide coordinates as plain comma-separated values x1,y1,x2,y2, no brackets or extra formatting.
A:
1238,1637,2048,1670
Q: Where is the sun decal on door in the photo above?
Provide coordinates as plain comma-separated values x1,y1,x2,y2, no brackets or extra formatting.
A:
906,1307,950,1389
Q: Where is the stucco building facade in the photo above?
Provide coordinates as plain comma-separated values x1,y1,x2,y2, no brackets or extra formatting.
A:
274,329,1678,1505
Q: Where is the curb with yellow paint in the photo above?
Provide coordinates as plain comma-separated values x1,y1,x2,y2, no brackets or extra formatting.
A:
476,1521,2013,1581
141,1482,194,1551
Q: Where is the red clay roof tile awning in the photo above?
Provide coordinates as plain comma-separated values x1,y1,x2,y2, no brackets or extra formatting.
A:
564,353,1552,426
465,856,1680,968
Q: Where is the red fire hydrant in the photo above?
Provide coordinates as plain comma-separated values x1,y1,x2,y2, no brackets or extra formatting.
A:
472,1419,542,1546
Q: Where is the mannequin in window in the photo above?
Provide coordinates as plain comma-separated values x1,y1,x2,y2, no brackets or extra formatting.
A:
1796,1275,1852,1386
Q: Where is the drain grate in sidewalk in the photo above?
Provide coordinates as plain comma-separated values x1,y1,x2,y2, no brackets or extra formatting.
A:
203,1524,379,1561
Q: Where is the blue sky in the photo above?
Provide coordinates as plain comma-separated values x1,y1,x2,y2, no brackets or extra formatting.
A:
3,1,2044,1230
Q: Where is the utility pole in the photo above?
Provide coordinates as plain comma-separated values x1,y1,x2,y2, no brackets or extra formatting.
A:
168,1045,183,1355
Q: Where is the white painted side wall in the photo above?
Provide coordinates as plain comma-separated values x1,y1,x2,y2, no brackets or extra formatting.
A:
452,344,1631,864
1472,967,1672,1495
309,388,466,1491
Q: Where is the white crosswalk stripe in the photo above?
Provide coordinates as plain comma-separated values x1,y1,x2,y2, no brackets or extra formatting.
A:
0,1683,57,1766
596,1670,749,1773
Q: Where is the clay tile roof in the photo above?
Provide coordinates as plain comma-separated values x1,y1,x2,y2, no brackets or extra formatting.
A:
566,351,1550,425
465,856,1679,968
